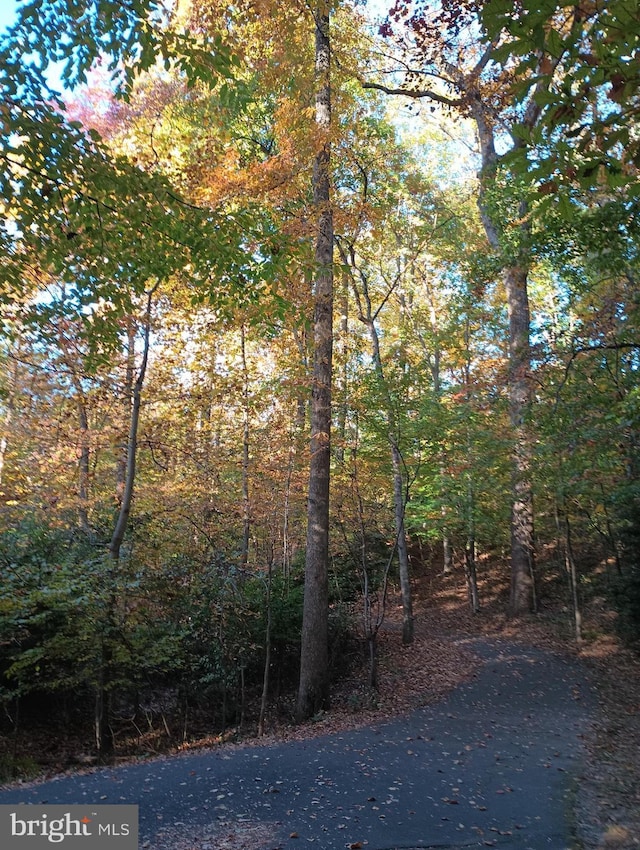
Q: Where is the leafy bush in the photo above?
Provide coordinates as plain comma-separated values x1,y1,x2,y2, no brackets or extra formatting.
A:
0,514,354,756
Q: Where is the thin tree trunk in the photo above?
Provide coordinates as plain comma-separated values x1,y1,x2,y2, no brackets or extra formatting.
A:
553,497,582,642
116,319,136,507
362,304,413,641
367,314,413,643
462,315,478,610
0,353,17,490
442,534,453,574
392,443,413,643
337,237,414,644
99,291,154,758
55,325,93,535
464,537,480,614
424,281,452,578
347,437,392,691
94,653,105,755
367,635,377,690
0,427,8,489
109,290,155,562
335,273,349,463
564,513,583,643
94,636,114,761
239,665,246,732
292,323,309,431
240,324,251,567
76,395,92,536
296,0,333,721
258,557,273,736
282,442,293,586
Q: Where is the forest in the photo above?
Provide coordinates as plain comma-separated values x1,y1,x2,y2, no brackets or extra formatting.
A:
0,0,639,775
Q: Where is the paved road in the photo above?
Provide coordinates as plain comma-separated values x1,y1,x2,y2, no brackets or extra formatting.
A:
0,640,595,849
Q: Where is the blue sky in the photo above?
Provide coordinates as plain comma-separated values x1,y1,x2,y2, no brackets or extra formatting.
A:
0,0,16,35
0,0,70,93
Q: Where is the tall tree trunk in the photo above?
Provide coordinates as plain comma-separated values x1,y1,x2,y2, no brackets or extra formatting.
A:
564,512,582,643
505,265,535,614
464,535,480,614
424,281,452,578
97,292,154,759
335,273,349,463
109,291,154,562
0,352,17,490
240,324,251,567
473,102,536,616
296,0,333,721
554,499,582,642
55,324,93,536
442,534,453,573
76,393,92,536
463,315,479,611
116,319,136,507
258,555,273,736
292,322,309,431
391,443,413,643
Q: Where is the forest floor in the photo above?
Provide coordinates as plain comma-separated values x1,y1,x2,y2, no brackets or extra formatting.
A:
2,555,639,848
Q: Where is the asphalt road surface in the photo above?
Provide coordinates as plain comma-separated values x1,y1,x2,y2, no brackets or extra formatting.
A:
0,639,596,849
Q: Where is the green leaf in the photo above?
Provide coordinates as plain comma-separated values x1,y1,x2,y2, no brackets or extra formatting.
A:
545,26,564,58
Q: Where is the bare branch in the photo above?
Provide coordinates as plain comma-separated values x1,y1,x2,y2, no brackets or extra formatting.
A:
361,80,463,109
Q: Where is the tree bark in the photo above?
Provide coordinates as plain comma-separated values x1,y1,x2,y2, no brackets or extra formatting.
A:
115,319,136,508
75,391,92,536
464,537,480,614
335,273,350,463
0,352,17,490
392,442,413,643
472,97,536,615
504,265,535,614
564,513,582,643
109,290,155,562
61,351,92,536
258,556,273,736
296,0,333,721
240,324,251,567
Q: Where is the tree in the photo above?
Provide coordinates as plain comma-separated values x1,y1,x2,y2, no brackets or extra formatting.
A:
296,0,334,721
480,0,640,197
108,288,156,562
366,0,558,613
337,240,415,643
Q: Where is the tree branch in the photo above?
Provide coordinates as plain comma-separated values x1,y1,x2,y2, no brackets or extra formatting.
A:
361,80,463,109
